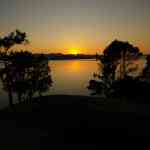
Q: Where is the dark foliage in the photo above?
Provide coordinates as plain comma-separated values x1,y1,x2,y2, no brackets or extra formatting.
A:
142,55,150,80
0,30,28,53
88,40,150,100
110,75,150,100
0,30,52,106
0,51,52,104
101,40,141,81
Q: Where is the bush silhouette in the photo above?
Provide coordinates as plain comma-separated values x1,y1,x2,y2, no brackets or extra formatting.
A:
0,51,52,103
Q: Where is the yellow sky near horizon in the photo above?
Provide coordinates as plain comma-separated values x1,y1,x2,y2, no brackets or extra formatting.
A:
0,0,150,54
8,37,149,55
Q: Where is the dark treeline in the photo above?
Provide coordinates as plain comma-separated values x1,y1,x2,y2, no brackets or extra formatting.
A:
45,53,96,60
1,53,97,60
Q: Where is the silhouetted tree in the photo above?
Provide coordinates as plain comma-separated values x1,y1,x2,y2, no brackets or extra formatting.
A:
88,40,143,97
142,55,150,80
102,40,140,81
2,52,52,103
0,30,28,107
0,30,52,107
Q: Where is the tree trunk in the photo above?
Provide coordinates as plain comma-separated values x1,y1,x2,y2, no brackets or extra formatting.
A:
17,93,22,104
5,62,13,107
120,50,126,80
8,86,13,107
122,50,126,79
28,92,33,104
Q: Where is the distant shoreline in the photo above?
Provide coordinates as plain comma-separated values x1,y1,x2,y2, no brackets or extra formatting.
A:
48,58,96,61
46,54,96,60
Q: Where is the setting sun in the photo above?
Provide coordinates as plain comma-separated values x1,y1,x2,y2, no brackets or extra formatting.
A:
69,49,78,55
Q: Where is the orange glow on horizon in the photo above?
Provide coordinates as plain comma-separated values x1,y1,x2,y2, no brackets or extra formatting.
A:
9,40,149,54
68,49,79,55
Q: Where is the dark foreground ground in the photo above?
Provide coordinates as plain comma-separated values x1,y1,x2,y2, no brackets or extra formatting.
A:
0,95,150,149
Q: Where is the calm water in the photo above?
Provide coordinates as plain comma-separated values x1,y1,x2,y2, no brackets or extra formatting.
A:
0,60,98,108
0,58,146,108
48,59,99,95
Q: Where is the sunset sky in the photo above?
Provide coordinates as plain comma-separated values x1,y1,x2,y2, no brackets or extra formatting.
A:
0,0,150,54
